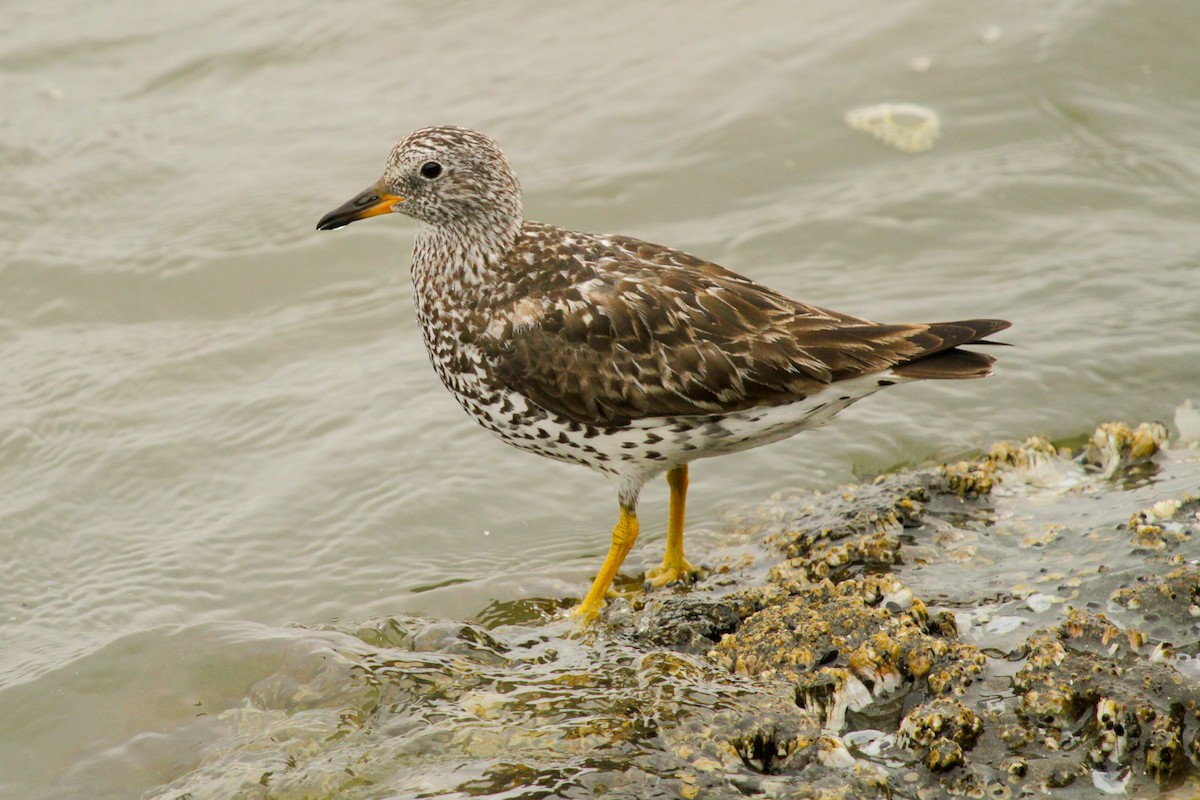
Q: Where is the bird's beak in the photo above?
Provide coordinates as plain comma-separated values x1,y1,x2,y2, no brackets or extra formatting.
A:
316,180,404,231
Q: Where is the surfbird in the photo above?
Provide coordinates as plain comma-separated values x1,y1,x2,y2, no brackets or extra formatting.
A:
317,126,1010,620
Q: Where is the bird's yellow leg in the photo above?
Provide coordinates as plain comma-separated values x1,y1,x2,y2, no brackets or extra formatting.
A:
645,465,702,588
574,504,640,621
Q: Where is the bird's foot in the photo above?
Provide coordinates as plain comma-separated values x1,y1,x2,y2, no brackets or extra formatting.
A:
571,599,603,624
571,575,637,623
644,558,705,589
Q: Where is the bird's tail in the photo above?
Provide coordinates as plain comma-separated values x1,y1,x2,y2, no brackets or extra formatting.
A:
890,318,1011,380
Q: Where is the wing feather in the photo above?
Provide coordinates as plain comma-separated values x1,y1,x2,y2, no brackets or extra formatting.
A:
478,227,1009,426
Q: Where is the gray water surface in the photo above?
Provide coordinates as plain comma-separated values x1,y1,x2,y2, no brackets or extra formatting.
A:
2,1,1199,796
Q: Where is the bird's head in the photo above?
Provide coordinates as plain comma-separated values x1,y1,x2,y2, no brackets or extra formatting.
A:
317,125,522,234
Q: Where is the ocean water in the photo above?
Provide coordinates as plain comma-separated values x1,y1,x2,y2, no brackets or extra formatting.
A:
2,1,1198,796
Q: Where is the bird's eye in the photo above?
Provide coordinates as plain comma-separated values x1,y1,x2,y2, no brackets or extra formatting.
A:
420,161,443,180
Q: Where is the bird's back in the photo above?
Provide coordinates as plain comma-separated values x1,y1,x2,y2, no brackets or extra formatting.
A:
460,222,1008,429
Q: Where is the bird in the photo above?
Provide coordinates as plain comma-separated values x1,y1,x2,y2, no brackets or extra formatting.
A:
317,126,1010,621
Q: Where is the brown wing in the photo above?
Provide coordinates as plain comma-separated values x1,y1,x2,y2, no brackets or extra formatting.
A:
483,231,1010,426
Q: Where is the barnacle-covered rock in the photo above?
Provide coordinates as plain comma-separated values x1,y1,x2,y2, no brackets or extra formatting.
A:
1110,565,1200,635
923,736,964,772
939,436,1062,496
1125,495,1198,552
1010,608,1198,787
1144,705,1187,787
898,698,984,773
628,585,780,651
1080,420,1169,477
898,698,983,752
139,420,1200,800
710,575,985,730
761,476,926,573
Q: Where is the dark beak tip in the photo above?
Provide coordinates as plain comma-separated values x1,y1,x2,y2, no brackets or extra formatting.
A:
316,185,393,232
315,213,345,232
316,202,362,231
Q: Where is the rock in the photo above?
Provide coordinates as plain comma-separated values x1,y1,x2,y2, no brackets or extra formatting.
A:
142,420,1200,800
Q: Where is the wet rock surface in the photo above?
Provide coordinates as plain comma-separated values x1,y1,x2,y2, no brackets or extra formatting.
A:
147,422,1200,799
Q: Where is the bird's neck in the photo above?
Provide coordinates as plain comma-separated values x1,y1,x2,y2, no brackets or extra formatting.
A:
409,215,526,367
411,214,522,297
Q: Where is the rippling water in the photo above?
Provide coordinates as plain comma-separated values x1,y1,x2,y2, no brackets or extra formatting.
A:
3,1,1199,796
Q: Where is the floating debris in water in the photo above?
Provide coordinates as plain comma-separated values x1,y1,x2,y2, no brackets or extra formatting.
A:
844,103,941,153
978,25,1003,44
907,55,933,72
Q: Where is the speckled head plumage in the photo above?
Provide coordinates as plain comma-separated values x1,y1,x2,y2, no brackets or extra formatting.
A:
317,126,522,240
385,126,522,229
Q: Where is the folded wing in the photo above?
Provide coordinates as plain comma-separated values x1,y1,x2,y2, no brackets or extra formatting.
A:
482,234,1010,426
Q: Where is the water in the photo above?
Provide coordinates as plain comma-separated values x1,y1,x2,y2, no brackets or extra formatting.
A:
2,1,1198,796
